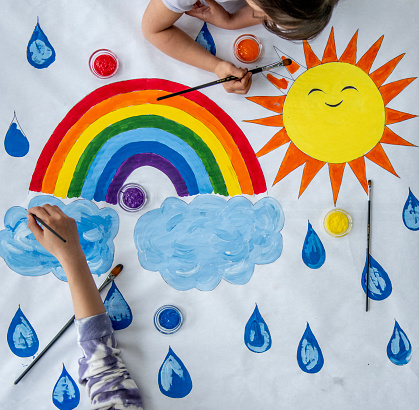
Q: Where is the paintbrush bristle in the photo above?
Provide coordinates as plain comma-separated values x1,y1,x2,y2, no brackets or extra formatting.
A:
111,264,123,277
368,180,372,187
282,58,292,66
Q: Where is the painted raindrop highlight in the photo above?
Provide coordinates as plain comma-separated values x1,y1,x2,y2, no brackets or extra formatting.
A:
302,221,326,269
27,19,56,68
4,112,29,157
244,304,272,353
387,321,412,365
195,23,216,56
158,347,193,398
104,282,133,330
7,306,39,358
52,364,80,410
297,323,324,373
402,188,419,231
361,253,392,300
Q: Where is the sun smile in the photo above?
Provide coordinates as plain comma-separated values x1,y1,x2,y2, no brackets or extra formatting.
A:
325,100,343,107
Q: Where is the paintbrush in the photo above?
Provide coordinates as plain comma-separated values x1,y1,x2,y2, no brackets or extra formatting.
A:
366,180,372,312
29,213,67,243
14,264,123,385
157,58,293,101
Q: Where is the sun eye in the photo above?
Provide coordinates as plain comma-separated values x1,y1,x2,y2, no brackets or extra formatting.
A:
307,88,324,96
341,86,358,92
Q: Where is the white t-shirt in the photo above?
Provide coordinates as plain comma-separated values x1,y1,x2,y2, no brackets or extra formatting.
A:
162,0,247,14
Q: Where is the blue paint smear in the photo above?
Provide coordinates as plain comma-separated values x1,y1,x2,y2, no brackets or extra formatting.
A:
361,253,392,301
7,306,39,358
158,347,193,398
297,323,324,373
4,113,29,157
104,282,133,330
27,20,56,69
302,221,325,269
402,188,419,231
195,23,216,56
52,364,80,410
135,196,285,291
244,304,272,353
0,196,119,281
159,308,181,330
387,320,412,366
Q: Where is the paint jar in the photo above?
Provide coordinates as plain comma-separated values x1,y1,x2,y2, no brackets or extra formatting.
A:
117,183,147,212
323,208,352,237
89,49,119,79
154,305,183,334
233,34,262,64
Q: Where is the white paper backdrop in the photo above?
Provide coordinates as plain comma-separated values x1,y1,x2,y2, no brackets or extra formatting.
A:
1,0,418,408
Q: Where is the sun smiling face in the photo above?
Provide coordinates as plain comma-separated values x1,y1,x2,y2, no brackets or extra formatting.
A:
246,28,416,204
283,62,385,163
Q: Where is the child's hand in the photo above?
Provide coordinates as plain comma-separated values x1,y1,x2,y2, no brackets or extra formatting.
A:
27,205,84,267
214,60,252,94
186,0,231,28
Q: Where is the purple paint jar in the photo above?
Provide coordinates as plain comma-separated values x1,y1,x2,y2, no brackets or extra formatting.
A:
117,183,147,212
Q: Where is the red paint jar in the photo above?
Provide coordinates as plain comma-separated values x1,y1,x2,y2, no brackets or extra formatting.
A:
233,34,262,64
89,49,119,79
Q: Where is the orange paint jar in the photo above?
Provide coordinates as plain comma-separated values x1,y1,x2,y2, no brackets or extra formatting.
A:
234,34,262,64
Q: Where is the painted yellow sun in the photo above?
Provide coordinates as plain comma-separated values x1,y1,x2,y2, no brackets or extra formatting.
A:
246,28,417,204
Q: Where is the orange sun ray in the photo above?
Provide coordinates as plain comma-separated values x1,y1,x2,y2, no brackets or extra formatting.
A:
356,35,383,74
244,115,284,127
273,143,309,184
246,95,286,114
365,143,399,177
348,157,368,194
322,27,337,63
256,128,290,157
299,158,326,196
329,163,345,205
303,41,322,68
385,107,417,124
369,54,405,87
380,77,417,105
339,30,358,64
380,126,415,146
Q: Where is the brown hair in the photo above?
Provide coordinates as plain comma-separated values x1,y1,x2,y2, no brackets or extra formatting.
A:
253,0,339,40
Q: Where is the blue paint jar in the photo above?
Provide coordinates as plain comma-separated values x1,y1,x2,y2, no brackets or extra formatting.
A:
154,305,183,334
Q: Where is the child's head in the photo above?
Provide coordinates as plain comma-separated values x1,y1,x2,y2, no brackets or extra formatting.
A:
248,0,339,40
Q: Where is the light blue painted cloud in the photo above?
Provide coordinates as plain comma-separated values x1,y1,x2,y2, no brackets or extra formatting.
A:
134,196,284,291
0,196,119,281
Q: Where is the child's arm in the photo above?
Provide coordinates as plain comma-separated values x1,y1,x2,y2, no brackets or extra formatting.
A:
27,205,105,319
141,0,252,94
186,0,262,30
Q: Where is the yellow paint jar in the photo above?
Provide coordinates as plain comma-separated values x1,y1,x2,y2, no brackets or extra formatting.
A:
323,209,352,237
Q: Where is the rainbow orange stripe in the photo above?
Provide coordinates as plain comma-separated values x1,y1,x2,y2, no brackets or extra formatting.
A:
30,79,266,202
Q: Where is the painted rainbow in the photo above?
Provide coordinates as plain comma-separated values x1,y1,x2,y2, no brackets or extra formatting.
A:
30,79,266,203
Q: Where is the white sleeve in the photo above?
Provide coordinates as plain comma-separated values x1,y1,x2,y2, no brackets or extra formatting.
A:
161,0,197,13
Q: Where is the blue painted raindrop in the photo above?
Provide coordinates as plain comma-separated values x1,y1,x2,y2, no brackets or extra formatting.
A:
297,323,324,373
302,221,325,269
158,347,193,398
387,320,412,365
4,113,30,157
7,306,39,358
361,253,392,301
104,282,133,330
52,364,80,410
402,188,419,231
244,304,272,353
195,22,216,56
27,19,56,69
